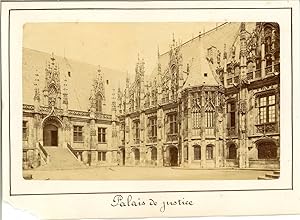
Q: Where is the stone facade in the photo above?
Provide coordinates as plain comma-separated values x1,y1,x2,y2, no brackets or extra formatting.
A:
116,22,280,169
23,54,118,169
23,22,280,170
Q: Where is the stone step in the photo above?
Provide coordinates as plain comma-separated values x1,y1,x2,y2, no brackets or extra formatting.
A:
37,146,86,170
258,176,273,180
273,170,280,175
265,173,280,179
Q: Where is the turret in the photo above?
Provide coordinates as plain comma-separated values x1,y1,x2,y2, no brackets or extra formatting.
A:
62,74,68,115
33,70,40,112
240,22,247,78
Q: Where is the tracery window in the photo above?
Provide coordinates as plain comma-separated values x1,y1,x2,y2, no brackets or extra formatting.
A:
192,93,201,129
205,111,214,128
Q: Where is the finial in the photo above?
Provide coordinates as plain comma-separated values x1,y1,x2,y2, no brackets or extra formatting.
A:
241,22,245,31
223,44,227,60
172,32,175,44
50,52,55,62
157,45,160,58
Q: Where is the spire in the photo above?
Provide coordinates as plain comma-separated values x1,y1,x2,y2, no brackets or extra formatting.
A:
112,88,116,113
126,72,130,88
172,32,175,45
240,22,246,32
223,44,227,60
62,73,68,105
33,70,40,102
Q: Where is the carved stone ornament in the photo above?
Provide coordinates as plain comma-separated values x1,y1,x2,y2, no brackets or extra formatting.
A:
239,100,247,114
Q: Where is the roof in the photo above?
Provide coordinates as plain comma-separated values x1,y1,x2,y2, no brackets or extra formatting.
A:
150,22,256,89
23,48,127,113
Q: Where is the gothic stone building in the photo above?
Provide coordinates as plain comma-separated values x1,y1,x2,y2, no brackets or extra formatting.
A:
23,22,280,170
22,49,119,169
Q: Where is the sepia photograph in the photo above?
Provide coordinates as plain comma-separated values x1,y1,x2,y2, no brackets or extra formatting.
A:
2,1,298,219
22,22,280,180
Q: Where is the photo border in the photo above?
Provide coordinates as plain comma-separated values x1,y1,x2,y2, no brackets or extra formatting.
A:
6,6,294,197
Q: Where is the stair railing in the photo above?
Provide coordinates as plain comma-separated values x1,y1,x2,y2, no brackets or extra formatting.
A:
38,142,50,164
67,143,80,161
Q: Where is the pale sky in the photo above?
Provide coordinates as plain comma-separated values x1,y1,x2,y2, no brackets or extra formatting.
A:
23,22,219,75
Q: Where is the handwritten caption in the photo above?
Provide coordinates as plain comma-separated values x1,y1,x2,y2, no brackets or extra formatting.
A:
111,194,194,212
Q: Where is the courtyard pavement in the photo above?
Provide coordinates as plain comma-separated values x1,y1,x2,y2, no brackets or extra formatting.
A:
23,166,271,180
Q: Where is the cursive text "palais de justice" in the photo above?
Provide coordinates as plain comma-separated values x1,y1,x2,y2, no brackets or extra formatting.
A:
111,194,194,212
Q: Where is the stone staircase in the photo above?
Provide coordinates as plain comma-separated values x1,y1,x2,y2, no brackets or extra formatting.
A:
258,170,280,180
37,146,87,170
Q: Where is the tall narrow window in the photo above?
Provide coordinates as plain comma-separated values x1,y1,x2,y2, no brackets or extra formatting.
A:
151,147,157,161
149,117,157,137
205,111,214,128
23,121,28,140
169,113,178,134
258,94,276,124
98,151,106,161
98,128,106,143
227,102,236,128
193,145,201,160
184,146,189,161
134,148,140,160
133,121,140,143
192,95,201,129
206,145,214,160
73,126,83,142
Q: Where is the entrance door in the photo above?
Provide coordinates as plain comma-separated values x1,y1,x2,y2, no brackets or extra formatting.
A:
43,123,59,146
169,147,178,166
51,130,58,146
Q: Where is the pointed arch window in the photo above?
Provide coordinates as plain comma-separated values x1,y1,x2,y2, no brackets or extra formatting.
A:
192,107,201,129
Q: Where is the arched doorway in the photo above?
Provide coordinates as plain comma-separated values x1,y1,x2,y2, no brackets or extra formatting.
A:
169,146,178,166
43,124,58,146
42,116,62,147
257,141,277,159
228,143,237,159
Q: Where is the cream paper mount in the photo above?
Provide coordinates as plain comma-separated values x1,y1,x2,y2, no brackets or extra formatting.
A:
1,1,299,219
